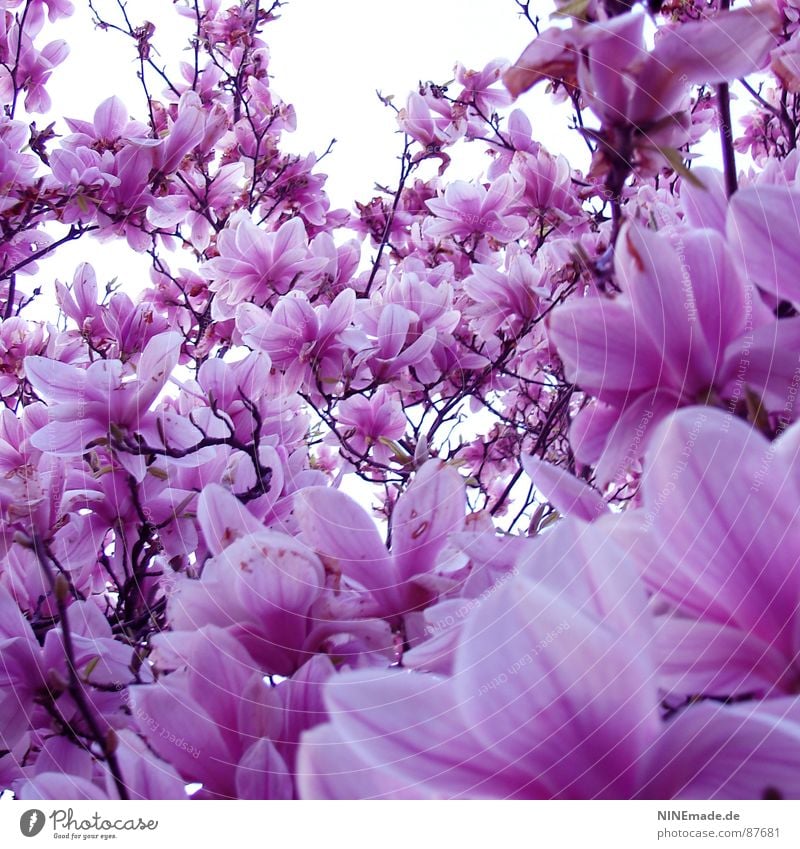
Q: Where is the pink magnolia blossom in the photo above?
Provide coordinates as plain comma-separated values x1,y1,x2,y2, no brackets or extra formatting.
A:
463,246,544,336
0,318,45,396
168,484,391,675
0,118,40,199
0,25,68,113
619,408,800,700
237,287,355,391
132,626,291,799
455,59,511,117
505,6,780,175
728,182,800,307
202,214,327,317
17,731,187,801
399,91,462,165
165,513,325,677
299,518,800,799
4,0,800,806
294,460,465,618
425,175,528,242
335,386,407,465
548,223,777,482
24,331,187,475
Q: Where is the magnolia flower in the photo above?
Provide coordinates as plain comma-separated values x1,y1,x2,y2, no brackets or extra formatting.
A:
548,222,782,483
294,460,466,618
132,626,291,799
619,408,800,701
24,331,183,453
424,175,528,242
335,386,407,464
505,7,780,176
237,288,355,390
299,518,800,799
202,214,327,317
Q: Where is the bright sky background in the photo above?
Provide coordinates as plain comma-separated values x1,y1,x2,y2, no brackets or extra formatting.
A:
265,0,587,203
35,0,596,282
32,0,736,286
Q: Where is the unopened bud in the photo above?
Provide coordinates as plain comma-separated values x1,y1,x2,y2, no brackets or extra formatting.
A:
45,667,68,695
53,573,70,603
12,531,33,549
105,728,119,755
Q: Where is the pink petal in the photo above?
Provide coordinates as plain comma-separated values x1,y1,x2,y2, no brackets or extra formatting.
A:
16,774,107,800
641,698,800,799
521,454,608,522
548,299,663,405
727,184,800,304
24,356,87,403
197,483,266,555
293,486,389,591
236,738,293,800
628,408,800,655
655,616,795,699
391,460,465,582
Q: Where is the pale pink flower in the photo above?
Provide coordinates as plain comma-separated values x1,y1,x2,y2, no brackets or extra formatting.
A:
425,175,527,242
336,386,406,464
202,214,326,316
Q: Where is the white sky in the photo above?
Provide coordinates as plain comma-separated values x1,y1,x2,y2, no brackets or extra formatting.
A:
33,1,597,283
265,0,584,202
34,0,735,285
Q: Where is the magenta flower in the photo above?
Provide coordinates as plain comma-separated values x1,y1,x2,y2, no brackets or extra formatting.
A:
463,247,543,336
299,518,800,799
0,27,68,113
17,731,187,801
620,408,800,701
0,585,45,751
548,223,776,482
505,6,779,175
54,263,101,336
131,626,292,799
335,386,407,465
202,214,327,317
508,147,582,227
486,109,539,179
0,118,40,199
425,175,527,243
399,91,461,157
24,331,184,469
0,318,45,397
63,95,151,148
294,460,465,618
237,287,355,390
728,183,800,308
167,484,326,676
454,59,511,117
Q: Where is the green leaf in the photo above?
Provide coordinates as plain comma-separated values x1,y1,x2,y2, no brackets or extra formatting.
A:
552,0,591,20
656,146,706,189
